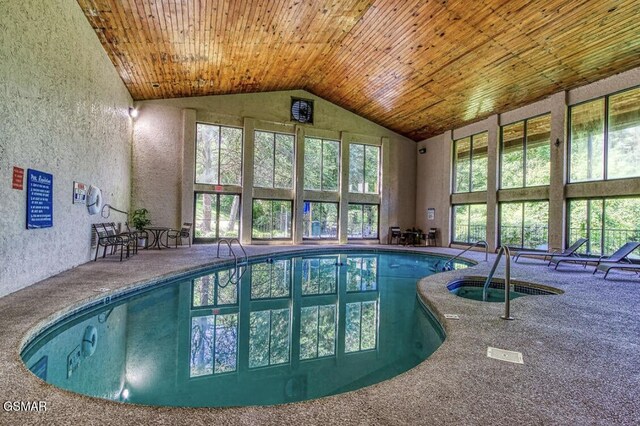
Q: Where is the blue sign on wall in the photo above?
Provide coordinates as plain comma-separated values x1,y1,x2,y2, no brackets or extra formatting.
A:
26,169,53,229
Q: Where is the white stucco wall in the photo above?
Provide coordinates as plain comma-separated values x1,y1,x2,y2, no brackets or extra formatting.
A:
0,0,133,297
132,90,417,242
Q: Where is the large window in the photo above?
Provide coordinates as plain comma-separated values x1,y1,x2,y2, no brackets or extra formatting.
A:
347,204,379,239
452,204,487,244
254,131,295,189
345,301,377,353
195,123,242,186
499,201,549,250
194,193,240,241
249,308,290,368
252,199,292,240
501,114,551,188
302,201,338,239
453,132,488,193
190,313,238,377
304,138,340,191
569,86,640,182
568,197,640,257
349,144,380,194
300,305,336,360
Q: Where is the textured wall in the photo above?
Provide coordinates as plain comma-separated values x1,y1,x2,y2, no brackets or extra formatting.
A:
132,90,417,235
0,0,133,297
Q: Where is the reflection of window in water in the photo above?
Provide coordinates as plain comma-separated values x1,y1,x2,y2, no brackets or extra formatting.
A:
249,309,291,368
251,260,291,299
301,258,337,295
346,257,378,292
192,269,238,307
345,301,378,353
300,305,336,360
190,313,238,377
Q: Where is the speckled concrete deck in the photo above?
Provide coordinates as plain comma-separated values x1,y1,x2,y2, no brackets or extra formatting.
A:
1,245,639,425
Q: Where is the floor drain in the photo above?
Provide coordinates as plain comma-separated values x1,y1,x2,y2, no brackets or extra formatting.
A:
444,314,460,319
487,347,524,364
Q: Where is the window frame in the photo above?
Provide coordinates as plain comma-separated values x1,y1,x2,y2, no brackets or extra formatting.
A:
192,192,242,244
251,198,294,241
567,84,640,183
348,143,380,195
303,137,341,192
194,122,244,186
498,199,549,251
302,200,339,240
451,203,487,245
499,112,551,189
452,131,489,193
253,130,296,189
346,203,380,240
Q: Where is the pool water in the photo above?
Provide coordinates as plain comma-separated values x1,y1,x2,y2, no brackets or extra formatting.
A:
21,251,468,407
449,286,526,302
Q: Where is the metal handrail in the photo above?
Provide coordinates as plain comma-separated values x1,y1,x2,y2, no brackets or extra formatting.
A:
483,245,513,320
215,239,248,286
437,240,488,271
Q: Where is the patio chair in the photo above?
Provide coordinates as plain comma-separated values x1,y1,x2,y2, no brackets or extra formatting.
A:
549,241,640,271
388,226,402,245
167,222,192,247
110,222,138,255
592,241,640,278
513,238,588,263
92,224,130,261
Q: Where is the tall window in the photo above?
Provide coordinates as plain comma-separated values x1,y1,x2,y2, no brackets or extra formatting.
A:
347,204,379,239
568,197,640,257
452,204,487,244
254,131,295,189
501,114,551,188
349,144,380,194
569,86,640,182
252,199,292,239
195,123,242,186
304,138,340,191
345,301,377,353
194,193,240,242
249,308,290,368
303,202,338,239
300,305,337,360
190,313,238,377
500,201,549,250
453,132,488,193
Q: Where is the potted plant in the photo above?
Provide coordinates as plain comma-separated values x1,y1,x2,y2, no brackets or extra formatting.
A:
131,208,151,247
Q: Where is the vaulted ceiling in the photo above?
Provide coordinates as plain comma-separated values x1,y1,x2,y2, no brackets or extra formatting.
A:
77,0,640,141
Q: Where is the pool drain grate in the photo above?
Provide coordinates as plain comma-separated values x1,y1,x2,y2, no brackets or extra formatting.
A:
487,347,524,364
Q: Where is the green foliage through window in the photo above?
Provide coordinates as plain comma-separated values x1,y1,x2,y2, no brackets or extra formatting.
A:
452,204,487,244
500,114,551,188
195,123,242,186
304,138,340,191
254,131,295,189
349,144,379,194
194,193,240,240
500,201,549,250
303,201,338,239
453,132,488,193
347,204,379,239
252,199,292,239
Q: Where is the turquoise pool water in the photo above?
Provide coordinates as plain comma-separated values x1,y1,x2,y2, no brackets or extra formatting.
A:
21,251,468,407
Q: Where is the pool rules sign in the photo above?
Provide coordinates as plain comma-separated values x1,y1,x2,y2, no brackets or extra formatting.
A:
26,169,53,229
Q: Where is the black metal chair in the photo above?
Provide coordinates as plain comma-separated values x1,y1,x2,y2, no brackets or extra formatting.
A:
167,222,192,247
388,226,402,245
93,223,130,261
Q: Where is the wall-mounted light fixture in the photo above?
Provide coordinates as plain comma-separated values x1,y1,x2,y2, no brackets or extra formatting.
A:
418,147,427,154
128,107,139,119
554,138,561,147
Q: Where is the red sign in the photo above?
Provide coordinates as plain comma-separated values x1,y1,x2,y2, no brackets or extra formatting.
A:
214,185,223,192
12,167,24,190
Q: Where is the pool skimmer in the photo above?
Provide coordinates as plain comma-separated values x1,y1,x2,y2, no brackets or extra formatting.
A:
487,347,524,364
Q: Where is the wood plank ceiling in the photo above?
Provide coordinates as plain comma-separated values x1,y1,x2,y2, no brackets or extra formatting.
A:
77,0,640,141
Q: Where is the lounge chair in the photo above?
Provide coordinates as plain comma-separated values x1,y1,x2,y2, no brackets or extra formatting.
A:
550,241,640,271
513,238,588,263
591,241,640,278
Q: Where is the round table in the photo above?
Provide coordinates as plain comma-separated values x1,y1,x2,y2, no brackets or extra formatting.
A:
144,227,170,249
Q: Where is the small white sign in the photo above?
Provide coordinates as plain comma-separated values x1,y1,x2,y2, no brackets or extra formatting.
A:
487,347,524,364
427,208,435,220
444,314,460,319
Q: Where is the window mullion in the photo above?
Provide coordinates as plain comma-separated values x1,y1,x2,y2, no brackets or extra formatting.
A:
469,137,474,192
272,135,277,188
603,97,609,180
601,199,606,255
217,127,222,185
523,120,528,188
320,140,324,191
521,202,525,249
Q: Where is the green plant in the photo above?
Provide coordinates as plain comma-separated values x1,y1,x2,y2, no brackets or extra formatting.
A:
131,208,151,230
